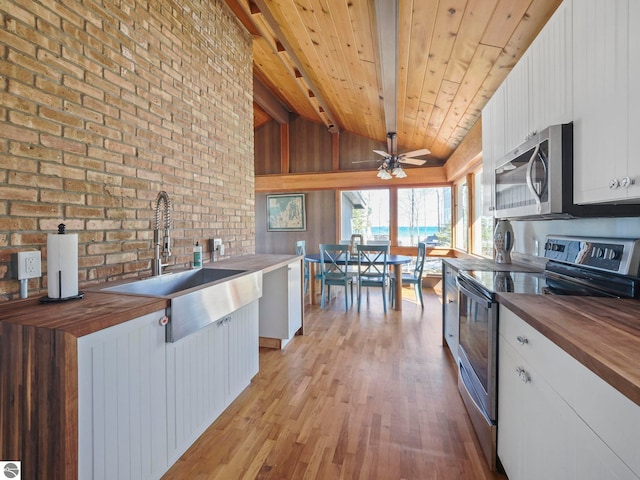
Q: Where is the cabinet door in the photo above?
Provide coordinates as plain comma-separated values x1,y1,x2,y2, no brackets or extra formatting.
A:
78,310,169,480
572,0,629,204
442,264,459,356
529,0,573,132
482,101,496,216
227,301,259,401
626,0,640,200
166,317,226,463
287,260,303,338
498,338,569,480
504,53,531,152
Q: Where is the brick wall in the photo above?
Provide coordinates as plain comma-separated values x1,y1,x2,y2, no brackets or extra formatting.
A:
0,0,255,301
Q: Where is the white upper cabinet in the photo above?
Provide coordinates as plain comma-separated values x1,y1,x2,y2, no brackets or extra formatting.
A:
572,0,640,203
504,52,531,153
482,0,573,214
529,0,573,132
482,83,506,215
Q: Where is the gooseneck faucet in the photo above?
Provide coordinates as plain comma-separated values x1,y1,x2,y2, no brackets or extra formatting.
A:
152,191,172,276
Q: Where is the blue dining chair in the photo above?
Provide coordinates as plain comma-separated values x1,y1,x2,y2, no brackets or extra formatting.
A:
390,241,426,309
319,243,353,311
356,244,389,313
295,240,309,294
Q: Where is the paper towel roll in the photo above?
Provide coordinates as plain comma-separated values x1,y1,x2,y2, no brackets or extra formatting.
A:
47,229,79,299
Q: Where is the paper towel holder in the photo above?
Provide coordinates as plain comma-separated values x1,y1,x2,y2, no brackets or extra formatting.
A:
40,223,85,304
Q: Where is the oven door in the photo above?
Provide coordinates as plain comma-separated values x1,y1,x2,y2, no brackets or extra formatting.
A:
456,274,498,422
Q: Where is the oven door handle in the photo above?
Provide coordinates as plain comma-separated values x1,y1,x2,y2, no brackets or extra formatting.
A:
456,276,494,308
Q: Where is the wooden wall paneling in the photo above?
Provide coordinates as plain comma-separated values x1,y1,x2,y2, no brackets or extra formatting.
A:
280,123,290,174
255,191,336,255
289,117,333,173
255,121,283,175
338,131,387,171
331,132,340,171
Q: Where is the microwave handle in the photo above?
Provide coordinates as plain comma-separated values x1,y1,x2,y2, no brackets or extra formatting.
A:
525,143,542,214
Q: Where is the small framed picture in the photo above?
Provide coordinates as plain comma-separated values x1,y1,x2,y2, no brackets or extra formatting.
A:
266,193,306,231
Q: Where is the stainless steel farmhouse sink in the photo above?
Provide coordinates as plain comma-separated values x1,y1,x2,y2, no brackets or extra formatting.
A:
99,268,262,342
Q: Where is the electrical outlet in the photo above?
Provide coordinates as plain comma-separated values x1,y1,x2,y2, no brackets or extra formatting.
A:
17,251,42,280
213,238,222,251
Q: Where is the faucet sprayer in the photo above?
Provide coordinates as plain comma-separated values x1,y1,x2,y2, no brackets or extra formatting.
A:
153,191,172,276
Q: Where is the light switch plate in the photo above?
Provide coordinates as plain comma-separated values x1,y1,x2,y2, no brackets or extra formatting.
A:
17,251,41,280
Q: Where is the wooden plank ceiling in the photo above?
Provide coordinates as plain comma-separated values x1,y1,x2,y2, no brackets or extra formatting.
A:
226,0,562,163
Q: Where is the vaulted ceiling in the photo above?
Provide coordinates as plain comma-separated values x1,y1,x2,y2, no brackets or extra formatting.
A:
225,0,562,163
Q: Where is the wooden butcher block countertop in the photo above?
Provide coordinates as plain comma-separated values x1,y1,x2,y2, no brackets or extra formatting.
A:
497,294,640,407
443,257,542,272
0,254,300,338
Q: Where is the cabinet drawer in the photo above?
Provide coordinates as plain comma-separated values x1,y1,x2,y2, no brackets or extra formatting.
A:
499,305,640,476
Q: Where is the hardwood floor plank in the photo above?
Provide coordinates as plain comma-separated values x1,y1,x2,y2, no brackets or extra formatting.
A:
162,289,506,479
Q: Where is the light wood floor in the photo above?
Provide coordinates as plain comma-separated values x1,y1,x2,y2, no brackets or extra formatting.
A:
162,287,507,479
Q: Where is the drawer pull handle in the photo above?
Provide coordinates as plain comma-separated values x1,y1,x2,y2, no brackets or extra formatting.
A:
516,367,531,384
516,335,528,345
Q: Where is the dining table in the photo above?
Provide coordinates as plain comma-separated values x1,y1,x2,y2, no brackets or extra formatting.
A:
304,253,413,311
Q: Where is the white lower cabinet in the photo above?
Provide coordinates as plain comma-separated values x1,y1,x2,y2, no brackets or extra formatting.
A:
78,310,169,480
259,259,302,348
79,301,260,479
498,306,639,480
166,301,259,463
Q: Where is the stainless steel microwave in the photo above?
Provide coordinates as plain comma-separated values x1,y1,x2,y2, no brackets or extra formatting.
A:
494,123,573,219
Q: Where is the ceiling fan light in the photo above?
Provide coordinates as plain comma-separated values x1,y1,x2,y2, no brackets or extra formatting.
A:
378,169,392,180
392,166,406,178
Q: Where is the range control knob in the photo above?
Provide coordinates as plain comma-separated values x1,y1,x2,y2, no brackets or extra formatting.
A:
609,178,620,189
621,177,635,188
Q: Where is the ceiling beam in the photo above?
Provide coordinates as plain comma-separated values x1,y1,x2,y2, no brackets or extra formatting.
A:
255,167,449,193
253,76,290,125
252,0,340,133
222,0,261,36
374,0,399,136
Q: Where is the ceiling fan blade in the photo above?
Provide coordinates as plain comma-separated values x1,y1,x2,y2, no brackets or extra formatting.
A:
398,148,431,158
398,157,427,166
373,149,390,157
352,159,381,164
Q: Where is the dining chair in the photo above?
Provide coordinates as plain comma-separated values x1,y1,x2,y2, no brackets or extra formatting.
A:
295,240,309,294
356,244,389,314
390,241,426,309
319,243,354,311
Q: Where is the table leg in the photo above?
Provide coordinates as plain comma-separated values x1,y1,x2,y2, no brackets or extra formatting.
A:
310,262,318,305
393,264,403,311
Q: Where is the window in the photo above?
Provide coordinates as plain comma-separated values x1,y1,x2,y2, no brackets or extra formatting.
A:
340,189,389,242
473,168,494,257
455,180,469,251
397,187,451,247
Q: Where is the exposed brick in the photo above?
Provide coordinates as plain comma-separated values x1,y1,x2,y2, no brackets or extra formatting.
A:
0,0,254,300
10,202,61,219
65,205,104,218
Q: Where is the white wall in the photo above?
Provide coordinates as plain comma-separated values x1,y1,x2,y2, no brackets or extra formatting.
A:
511,216,640,259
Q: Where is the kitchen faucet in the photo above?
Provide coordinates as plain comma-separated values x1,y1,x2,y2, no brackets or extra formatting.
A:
152,191,172,276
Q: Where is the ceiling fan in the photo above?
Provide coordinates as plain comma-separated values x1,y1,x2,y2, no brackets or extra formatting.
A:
356,132,431,179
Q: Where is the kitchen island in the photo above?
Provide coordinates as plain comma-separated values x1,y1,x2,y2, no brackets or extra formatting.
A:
0,254,301,480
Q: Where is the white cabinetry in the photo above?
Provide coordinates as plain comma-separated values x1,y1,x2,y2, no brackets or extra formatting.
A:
442,262,459,357
529,0,573,132
79,302,260,479
571,0,640,204
482,0,572,214
498,306,640,480
78,310,169,480
166,301,259,463
259,259,303,348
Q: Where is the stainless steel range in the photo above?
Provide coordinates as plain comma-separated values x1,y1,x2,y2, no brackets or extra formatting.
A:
456,235,640,470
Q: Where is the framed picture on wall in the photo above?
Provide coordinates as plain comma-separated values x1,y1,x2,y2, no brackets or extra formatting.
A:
267,193,306,231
